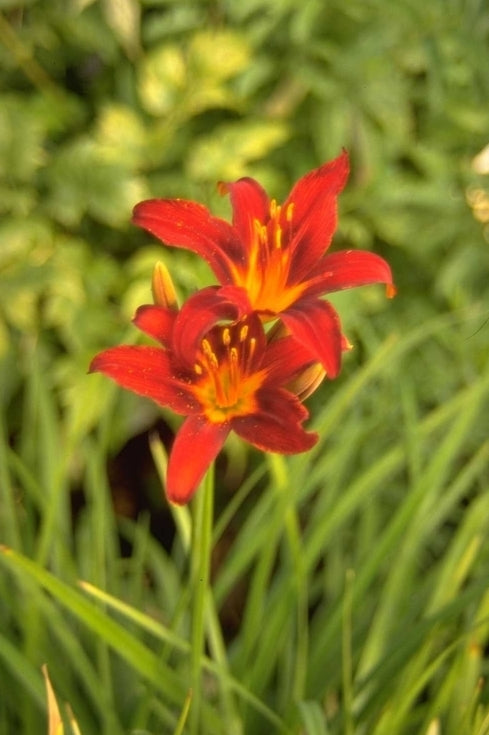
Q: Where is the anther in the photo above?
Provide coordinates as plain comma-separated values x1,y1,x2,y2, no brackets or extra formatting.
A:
222,328,231,346
274,225,282,249
239,324,249,342
286,202,294,222
201,339,212,355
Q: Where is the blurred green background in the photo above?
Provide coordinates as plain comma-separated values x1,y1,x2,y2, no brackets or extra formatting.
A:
1,1,489,734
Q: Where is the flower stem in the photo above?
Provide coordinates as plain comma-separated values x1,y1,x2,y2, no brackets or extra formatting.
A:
189,464,215,735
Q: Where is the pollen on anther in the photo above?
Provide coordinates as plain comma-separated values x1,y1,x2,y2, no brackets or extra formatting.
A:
274,225,283,249
286,202,294,222
201,339,212,355
194,363,203,375
239,324,249,341
222,328,231,346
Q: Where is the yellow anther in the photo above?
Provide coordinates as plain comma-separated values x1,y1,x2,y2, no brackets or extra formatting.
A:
286,202,294,222
239,324,249,341
270,198,277,218
194,363,203,375
230,346,238,363
222,328,231,346
274,225,282,249
201,339,212,355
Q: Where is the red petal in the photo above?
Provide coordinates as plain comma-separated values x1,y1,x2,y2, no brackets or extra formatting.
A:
304,250,395,297
261,335,315,385
232,388,318,454
89,346,199,414
219,177,270,251
166,415,230,504
172,286,251,365
132,199,246,284
281,299,343,378
133,305,176,346
285,151,350,282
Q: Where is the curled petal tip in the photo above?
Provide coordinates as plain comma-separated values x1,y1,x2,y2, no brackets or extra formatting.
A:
166,489,195,506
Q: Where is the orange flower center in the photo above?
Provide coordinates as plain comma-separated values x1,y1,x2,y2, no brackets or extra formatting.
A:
236,200,306,315
191,321,264,423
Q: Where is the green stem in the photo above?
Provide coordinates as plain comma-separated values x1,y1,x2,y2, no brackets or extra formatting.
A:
189,465,215,735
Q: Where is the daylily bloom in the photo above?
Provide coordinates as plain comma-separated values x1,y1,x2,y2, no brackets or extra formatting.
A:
89,288,319,504
133,150,395,378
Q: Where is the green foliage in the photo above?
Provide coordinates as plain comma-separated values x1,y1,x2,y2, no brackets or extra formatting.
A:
1,0,489,733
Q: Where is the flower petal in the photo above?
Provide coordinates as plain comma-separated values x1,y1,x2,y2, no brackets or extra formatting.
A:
232,387,318,454
133,305,176,346
89,346,199,414
304,250,395,297
218,176,270,251
286,150,350,282
261,335,315,385
281,298,343,377
172,286,251,365
166,415,230,504
132,199,246,284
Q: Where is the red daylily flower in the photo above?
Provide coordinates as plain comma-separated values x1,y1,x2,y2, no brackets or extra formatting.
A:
89,290,318,505
133,150,395,378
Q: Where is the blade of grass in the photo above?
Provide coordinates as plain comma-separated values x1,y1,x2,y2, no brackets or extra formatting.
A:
79,580,290,732
0,545,211,728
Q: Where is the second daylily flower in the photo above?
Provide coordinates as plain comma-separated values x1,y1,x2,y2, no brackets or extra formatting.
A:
89,285,319,504
133,150,395,378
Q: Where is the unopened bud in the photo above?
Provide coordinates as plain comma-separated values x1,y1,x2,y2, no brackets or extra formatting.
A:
152,261,178,310
287,363,326,401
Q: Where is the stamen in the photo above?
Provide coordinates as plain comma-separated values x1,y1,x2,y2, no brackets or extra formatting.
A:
248,337,257,362
239,324,249,341
222,328,231,346
253,218,262,237
194,363,203,375
201,338,212,355
274,224,282,249
286,202,294,222
270,198,277,218
201,339,219,369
